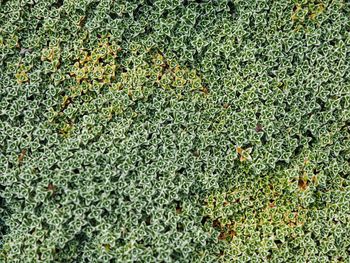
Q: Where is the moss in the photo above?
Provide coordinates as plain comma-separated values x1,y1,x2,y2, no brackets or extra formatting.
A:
291,0,326,29
51,37,206,137
15,64,31,84
203,173,312,255
1,0,348,261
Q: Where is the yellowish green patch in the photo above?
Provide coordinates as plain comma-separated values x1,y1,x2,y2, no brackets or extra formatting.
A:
202,161,319,257
15,64,31,84
291,0,326,30
52,35,207,137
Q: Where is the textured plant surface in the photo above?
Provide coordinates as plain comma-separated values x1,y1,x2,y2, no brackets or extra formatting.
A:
0,0,349,262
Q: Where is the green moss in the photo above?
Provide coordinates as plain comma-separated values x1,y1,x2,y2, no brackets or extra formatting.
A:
291,0,326,30
50,37,207,137
1,0,349,261
204,174,310,243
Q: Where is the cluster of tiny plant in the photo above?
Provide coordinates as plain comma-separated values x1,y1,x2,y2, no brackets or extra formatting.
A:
0,0,349,262
291,0,326,29
49,34,206,139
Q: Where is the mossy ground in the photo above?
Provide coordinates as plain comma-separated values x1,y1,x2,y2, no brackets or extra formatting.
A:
0,0,349,262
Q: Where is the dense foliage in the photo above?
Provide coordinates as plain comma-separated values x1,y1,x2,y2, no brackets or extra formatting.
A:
0,0,349,262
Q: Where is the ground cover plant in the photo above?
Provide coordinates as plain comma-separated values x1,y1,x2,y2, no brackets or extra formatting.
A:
0,0,349,262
